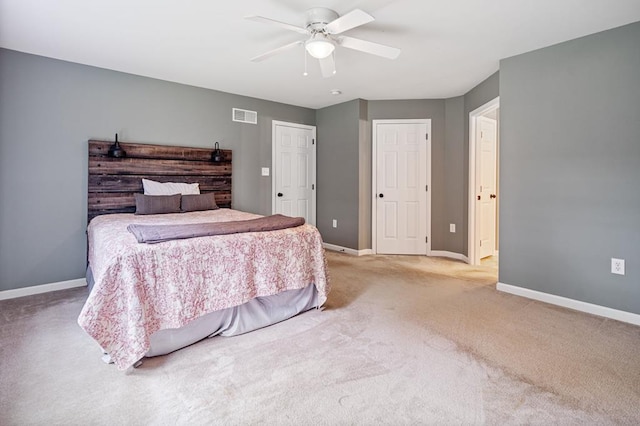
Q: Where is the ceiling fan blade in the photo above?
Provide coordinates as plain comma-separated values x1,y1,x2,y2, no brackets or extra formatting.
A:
338,35,401,59
245,15,308,35
319,54,336,78
250,40,303,62
325,9,374,35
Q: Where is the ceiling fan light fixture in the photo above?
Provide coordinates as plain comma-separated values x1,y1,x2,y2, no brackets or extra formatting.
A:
305,35,335,59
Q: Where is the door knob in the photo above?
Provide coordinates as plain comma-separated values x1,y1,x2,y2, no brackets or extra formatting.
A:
379,194,384,198
477,195,481,201
490,194,497,199
277,193,283,197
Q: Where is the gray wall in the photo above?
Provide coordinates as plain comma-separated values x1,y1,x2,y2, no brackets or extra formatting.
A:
499,22,640,313
315,99,362,249
444,96,465,253
357,100,371,250
0,48,315,291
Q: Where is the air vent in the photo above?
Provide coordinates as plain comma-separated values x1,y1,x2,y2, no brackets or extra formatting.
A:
232,108,257,124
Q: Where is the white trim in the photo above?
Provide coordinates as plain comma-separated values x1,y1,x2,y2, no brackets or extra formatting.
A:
271,120,317,225
371,119,431,255
468,97,500,265
323,243,373,256
0,278,87,301
429,250,470,263
497,282,640,326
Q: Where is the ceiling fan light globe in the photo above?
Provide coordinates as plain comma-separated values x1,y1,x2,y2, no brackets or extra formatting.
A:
305,39,335,59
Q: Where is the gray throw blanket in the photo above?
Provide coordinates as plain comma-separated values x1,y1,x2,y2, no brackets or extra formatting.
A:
128,214,305,244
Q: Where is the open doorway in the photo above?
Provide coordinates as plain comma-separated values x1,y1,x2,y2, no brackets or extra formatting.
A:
468,97,499,266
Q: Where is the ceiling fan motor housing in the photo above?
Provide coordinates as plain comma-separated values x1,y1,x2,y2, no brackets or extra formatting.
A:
305,8,339,33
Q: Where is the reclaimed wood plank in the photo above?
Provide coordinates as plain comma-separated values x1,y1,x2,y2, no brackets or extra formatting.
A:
89,140,232,162
89,157,231,176
88,201,233,222
88,191,231,211
88,175,232,193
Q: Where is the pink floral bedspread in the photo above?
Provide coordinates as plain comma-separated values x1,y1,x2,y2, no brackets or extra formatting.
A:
78,209,329,370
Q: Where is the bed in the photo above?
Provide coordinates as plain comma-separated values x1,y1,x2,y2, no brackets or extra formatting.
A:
78,139,329,370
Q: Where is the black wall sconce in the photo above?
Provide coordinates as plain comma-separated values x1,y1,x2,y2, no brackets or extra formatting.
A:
107,133,127,158
211,142,223,162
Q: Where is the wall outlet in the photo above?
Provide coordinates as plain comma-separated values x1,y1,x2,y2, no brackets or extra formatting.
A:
611,258,625,275
332,219,337,228
450,223,456,233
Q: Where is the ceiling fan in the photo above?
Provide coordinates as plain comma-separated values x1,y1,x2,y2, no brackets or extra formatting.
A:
246,7,401,78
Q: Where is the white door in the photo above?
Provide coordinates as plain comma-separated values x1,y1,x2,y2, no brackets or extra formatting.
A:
477,116,497,259
374,121,429,254
272,121,316,225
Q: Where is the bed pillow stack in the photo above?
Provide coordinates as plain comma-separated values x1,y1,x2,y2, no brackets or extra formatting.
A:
135,179,218,214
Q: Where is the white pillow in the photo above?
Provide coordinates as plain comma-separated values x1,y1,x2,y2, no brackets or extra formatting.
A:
142,178,200,196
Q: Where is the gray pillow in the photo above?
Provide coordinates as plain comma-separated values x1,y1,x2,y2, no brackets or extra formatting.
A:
134,193,181,215
181,193,219,212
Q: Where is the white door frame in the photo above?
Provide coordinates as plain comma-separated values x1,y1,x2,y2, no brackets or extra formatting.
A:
371,119,432,254
271,120,317,225
468,97,499,265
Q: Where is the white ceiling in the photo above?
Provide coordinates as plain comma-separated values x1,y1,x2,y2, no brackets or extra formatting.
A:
1,0,639,109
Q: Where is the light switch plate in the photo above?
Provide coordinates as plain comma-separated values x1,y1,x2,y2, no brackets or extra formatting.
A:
261,167,270,177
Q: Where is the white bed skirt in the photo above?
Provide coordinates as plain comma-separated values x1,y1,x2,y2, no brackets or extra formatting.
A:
87,267,320,361
146,284,319,357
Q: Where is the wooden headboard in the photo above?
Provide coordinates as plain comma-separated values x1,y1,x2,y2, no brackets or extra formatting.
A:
88,140,232,222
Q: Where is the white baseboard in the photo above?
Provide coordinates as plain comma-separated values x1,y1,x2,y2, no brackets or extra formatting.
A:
0,278,87,301
429,250,469,263
325,245,468,260
497,282,640,326
323,243,373,256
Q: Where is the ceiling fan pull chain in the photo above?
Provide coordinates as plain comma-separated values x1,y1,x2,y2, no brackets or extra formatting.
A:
332,51,337,76
303,49,308,77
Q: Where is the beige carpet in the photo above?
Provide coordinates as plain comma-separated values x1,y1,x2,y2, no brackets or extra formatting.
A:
1,251,639,425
